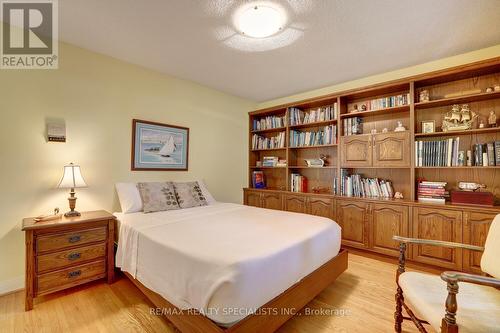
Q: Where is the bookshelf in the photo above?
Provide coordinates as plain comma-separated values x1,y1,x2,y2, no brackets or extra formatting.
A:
245,58,500,271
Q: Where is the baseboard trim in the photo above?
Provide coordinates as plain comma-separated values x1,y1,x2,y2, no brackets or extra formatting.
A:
0,276,24,296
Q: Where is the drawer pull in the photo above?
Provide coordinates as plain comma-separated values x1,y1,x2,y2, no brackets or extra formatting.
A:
68,270,82,278
68,235,81,243
68,252,81,261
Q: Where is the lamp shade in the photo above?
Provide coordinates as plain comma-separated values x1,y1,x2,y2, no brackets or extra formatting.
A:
57,163,87,189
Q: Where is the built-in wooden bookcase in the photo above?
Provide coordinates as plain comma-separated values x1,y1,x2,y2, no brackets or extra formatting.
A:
247,58,500,206
245,58,500,272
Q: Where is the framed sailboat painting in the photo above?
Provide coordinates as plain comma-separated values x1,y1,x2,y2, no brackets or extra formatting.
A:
132,119,189,171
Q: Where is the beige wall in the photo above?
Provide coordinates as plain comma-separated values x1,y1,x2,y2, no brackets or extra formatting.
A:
0,42,255,289
258,44,500,109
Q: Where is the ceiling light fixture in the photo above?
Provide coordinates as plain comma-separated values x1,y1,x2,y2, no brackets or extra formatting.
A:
235,3,286,38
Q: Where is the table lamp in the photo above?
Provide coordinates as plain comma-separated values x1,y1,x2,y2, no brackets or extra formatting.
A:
57,163,88,217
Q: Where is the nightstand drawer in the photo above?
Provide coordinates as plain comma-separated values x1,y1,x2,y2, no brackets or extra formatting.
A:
36,260,106,295
37,227,107,253
37,243,106,273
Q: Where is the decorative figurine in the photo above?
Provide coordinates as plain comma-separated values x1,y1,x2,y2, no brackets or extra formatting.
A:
458,151,465,166
382,127,388,133
351,104,359,113
442,104,477,132
394,121,406,132
370,128,377,134
419,89,430,102
361,104,367,111
494,84,500,92
486,87,494,93
394,192,404,199
488,110,497,128
458,182,486,192
304,154,328,168
479,119,485,129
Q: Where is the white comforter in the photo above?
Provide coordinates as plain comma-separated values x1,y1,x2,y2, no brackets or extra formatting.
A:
115,202,341,326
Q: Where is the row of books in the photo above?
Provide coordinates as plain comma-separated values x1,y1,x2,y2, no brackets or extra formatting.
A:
251,132,286,150
290,125,337,147
416,139,500,167
343,117,363,136
252,115,286,131
261,156,287,167
288,104,338,125
417,181,448,204
416,138,461,167
291,173,307,192
339,169,394,198
473,142,500,166
350,93,410,112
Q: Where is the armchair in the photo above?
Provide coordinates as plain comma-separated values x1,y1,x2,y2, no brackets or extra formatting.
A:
393,214,500,333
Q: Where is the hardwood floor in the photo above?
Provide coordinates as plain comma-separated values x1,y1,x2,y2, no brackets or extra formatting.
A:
0,254,435,333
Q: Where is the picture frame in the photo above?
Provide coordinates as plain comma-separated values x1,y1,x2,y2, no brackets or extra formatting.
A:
421,120,435,134
131,119,189,171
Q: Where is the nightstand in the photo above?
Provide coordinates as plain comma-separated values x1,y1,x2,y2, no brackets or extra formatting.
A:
22,210,116,311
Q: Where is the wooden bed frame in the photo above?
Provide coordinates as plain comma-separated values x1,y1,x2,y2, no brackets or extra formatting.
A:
124,249,348,333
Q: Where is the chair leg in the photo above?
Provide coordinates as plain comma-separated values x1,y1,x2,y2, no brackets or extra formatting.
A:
394,242,407,333
441,280,459,333
394,286,404,333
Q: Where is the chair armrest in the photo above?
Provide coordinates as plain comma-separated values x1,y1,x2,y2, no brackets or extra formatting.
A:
392,236,484,251
441,271,500,288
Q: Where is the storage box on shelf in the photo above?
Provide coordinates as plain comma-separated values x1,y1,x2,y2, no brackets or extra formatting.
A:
246,58,500,272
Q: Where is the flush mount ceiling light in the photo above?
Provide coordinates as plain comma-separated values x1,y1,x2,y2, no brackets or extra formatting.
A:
235,2,286,38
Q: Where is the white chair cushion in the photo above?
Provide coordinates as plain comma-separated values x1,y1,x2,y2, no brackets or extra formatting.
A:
399,271,500,333
481,214,500,279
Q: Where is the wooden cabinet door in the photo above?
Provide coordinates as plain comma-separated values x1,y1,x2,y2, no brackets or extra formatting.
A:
463,211,495,274
261,192,283,210
372,132,410,167
244,191,262,208
284,195,308,214
309,197,334,219
336,200,369,249
370,204,409,257
340,135,372,167
411,208,463,270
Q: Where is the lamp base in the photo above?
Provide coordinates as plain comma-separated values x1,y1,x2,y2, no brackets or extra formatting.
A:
65,189,81,217
64,210,81,218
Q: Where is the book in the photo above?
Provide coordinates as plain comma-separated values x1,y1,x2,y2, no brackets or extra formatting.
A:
290,125,337,147
252,171,265,189
339,169,394,198
252,132,285,150
289,104,338,126
487,142,495,166
495,141,500,165
253,115,285,131
290,173,307,192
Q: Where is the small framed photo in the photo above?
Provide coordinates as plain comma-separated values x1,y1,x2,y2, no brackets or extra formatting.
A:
421,120,435,134
132,119,189,171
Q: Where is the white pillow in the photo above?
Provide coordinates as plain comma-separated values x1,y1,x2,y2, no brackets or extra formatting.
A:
193,179,216,204
116,183,143,213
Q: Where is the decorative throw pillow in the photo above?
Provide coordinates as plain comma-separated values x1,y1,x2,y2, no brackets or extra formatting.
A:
137,182,180,213
173,181,208,209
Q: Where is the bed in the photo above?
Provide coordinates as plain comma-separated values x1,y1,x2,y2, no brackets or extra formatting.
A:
115,202,347,333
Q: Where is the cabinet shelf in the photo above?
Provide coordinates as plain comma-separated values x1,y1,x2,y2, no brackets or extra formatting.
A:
289,144,338,149
340,105,410,118
251,127,286,134
288,166,336,169
415,90,500,109
251,147,286,152
415,127,500,138
249,166,287,169
288,119,337,129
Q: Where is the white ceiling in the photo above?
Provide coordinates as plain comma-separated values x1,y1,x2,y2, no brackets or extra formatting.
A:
59,0,500,102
